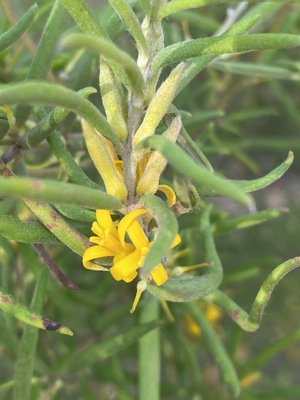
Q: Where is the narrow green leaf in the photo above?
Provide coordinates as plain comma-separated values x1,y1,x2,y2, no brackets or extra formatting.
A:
234,152,294,193
108,0,148,55
13,268,48,400
56,320,159,371
206,257,300,331
24,199,89,256
139,136,252,206
175,13,261,95
0,215,60,244
213,208,288,235
62,33,144,94
0,287,73,336
0,81,122,152
153,33,300,70
54,204,95,223
0,176,122,211
0,4,37,52
47,131,100,189
212,60,300,81
147,205,223,301
0,162,92,255
158,0,290,20
139,0,152,16
186,303,240,397
60,0,107,37
22,87,97,148
15,0,71,125
139,195,178,279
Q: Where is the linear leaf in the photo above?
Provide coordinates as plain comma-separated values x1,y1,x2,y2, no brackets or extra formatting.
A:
213,208,288,235
147,205,223,301
186,303,240,397
234,152,294,193
108,0,148,54
0,81,122,151
175,12,261,95
139,136,252,206
0,287,73,336
0,4,37,52
56,320,159,371
158,0,291,20
62,33,144,94
139,195,178,279
13,268,48,400
0,176,122,210
0,215,60,244
60,0,107,37
153,34,300,70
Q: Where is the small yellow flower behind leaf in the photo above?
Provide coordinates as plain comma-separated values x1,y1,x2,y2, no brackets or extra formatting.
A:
81,120,128,201
185,303,222,337
240,372,261,388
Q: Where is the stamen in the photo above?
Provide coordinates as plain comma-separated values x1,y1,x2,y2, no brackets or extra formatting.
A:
172,262,211,277
130,281,147,313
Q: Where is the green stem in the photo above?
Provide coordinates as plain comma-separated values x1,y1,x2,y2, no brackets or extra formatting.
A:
13,268,48,400
139,296,160,400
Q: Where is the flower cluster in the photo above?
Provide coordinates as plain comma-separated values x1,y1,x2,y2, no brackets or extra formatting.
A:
83,208,181,286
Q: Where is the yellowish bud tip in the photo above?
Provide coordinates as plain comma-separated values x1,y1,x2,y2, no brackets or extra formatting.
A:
130,281,147,314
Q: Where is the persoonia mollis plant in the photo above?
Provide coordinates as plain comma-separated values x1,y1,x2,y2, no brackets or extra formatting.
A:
0,0,300,397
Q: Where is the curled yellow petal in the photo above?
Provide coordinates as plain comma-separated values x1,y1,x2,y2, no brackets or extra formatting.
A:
150,264,168,286
95,210,117,233
157,184,177,207
82,246,111,271
118,209,148,248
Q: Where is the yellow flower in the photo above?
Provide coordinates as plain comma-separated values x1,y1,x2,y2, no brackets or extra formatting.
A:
185,303,222,337
83,209,181,286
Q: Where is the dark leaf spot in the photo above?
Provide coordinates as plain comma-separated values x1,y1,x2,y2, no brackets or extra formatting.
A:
43,317,62,331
